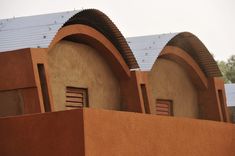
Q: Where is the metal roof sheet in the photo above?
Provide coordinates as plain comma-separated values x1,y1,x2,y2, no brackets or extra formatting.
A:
126,32,221,77
0,10,80,52
0,9,139,69
126,33,177,71
225,84,235,106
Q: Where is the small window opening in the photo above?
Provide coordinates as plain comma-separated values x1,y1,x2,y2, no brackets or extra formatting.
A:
218,90,227,122
156,99,173,116
37,64,51,112
140,84,150,114
65,87,89,109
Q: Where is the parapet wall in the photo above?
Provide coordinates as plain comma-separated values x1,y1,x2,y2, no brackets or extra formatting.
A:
0,108,234,156
0,109,85,156
84,109,235,156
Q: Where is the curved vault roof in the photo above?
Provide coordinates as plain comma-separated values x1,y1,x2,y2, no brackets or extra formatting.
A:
126,32,222,77
0,9,139,69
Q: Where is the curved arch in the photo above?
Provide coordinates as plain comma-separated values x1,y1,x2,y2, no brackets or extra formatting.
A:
0,9,139,69
48,24,131,80
167,32,221,77
127,32,221,77
64,9,139,69
159,46,208,90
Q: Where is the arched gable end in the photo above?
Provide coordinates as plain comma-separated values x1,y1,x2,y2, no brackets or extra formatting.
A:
167,32,221,78
63,9,139,70
48,24,131,80
159,46,208,90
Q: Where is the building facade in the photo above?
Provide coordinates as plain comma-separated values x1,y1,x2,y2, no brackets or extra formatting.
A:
0,9,234,156
127,34,229,121
0,9,230,122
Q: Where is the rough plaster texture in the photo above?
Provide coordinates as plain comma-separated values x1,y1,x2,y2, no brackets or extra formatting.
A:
47,40,121,111
0,49,35,91
148,58,199,118
0,109,235,156
0,90,24,117
84,108,235,156
0,109,85,156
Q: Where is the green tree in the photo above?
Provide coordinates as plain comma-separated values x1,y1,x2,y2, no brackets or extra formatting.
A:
226,55,235,83
217,55,235,83
217,60,230,83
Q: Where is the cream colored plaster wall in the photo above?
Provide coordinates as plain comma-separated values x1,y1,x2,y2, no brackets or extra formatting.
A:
47,40,121,111
148,58,199,118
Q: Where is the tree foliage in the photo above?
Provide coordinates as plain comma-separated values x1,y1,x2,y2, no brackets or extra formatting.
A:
217,55,235,83
226,55,235,83
217,60,230,83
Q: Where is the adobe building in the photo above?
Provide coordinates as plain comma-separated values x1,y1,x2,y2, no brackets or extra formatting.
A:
0,9,143,117
0,9,234,156
0,9,230,122
127,34,229,121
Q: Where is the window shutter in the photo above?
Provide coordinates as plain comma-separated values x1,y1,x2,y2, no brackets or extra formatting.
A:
65,87,88,109
156,99,173,116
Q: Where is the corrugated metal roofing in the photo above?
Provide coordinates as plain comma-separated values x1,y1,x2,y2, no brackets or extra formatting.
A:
69,9,139,69
126,32,222,77
0,10,79,51
126,33,177,71
225,84,235,106
0,9,139,69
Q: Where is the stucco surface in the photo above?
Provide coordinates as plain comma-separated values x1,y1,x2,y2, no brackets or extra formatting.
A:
0,90,24,117
148,58,199,118
0,109,85,156
84,108,235,156
1,109,235,156
47,40,121,111
0,49,35,91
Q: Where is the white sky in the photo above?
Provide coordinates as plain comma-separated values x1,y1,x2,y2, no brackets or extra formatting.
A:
1,0,235,61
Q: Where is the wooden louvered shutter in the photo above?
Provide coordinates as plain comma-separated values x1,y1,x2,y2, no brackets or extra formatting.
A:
156,99,173,116
65,87,89,109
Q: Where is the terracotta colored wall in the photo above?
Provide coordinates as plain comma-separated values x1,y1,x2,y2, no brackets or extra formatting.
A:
120,71,148,113
0,109,85,156
84,108,235,156
0,49,36,90
0,87,41,117
1,108,234,156
47,41,121,111
0,49,41,116
0,90,24,117
20,87,41,114
0,109,234,156
148,58,199,118
30,48,54,112
198,78,229,121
